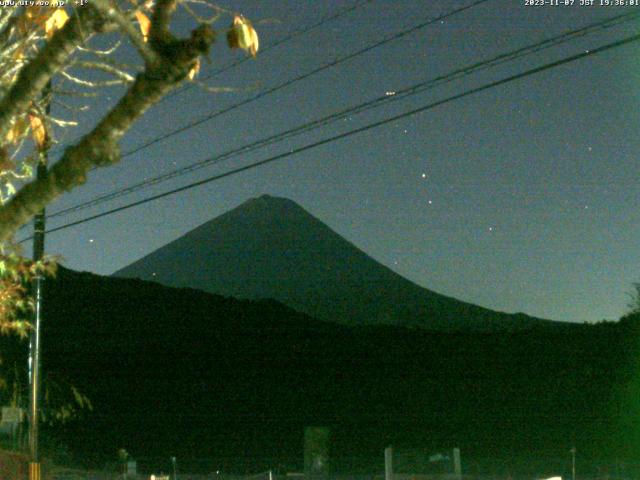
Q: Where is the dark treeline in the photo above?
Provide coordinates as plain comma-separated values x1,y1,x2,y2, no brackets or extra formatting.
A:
1,267,639,474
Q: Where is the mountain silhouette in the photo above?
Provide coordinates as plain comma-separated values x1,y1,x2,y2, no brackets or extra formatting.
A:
114,194,558,331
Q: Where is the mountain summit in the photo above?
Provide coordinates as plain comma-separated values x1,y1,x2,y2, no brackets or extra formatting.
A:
114,194,555,331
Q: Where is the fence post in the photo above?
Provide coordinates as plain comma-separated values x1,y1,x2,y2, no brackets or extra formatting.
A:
385,446,393,480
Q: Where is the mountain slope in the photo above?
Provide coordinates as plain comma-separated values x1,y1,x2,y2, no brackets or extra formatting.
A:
114,195,556,331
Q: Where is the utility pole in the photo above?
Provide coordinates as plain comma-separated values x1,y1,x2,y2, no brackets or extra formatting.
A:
28,81,51,480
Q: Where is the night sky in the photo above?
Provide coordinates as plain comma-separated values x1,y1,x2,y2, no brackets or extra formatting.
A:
23,0,640,323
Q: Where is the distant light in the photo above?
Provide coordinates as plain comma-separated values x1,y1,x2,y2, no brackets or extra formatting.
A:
89,239,94,243
385,91,396,96
428,200,433,205
152,272,157,277
421,173,427,178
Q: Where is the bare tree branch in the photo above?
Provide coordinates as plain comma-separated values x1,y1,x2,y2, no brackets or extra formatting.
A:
72,60,137,83
150,0,178,46
59,70,131,88
0,21,216,241
0,7,104,144
77,38,124,56
91,0,159,65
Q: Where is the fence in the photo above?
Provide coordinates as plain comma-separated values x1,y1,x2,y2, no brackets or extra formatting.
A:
44,470,640,480
6,455,640,480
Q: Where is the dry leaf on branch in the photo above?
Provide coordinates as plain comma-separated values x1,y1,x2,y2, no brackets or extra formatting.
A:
45,8,69,39
135,11,152,42
187,58,201,80
5,118,27,145
28,114,47,151
227,15,259,57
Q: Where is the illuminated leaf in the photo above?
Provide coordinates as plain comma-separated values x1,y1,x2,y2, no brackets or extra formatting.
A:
28,114,47,150
71,386,84,407
19,163,33,178
18,6,63,35
227,15,259,57
5,118,27,145
135,11,151,42
12,46,26,62
19,7,48,34
45,8,69,39
187,58,200,80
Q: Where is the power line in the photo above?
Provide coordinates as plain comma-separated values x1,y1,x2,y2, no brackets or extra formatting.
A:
42,0,495,221
43,0,492,200
49,0,373,155
19,31,640,242
45,10,640,221
107,0,493,160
